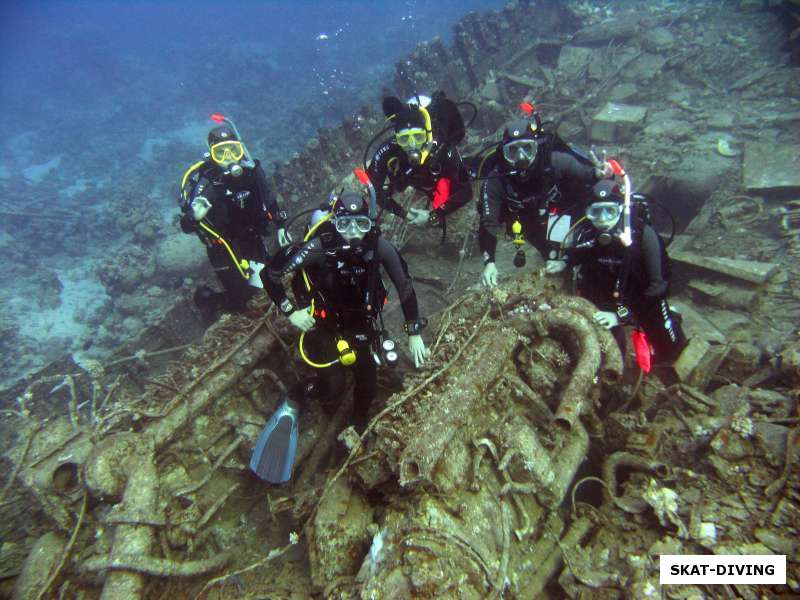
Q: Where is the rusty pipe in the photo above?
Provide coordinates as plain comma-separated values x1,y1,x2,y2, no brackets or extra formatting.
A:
548,295,624,383
602,451,669,514
85,433,159,599
529,309,602,432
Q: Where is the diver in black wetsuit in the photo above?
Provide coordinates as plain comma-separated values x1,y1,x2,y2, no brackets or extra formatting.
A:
179,121,289,321
261,190,429,432
367,91,471,229
477,116,611,287
560,180,687,364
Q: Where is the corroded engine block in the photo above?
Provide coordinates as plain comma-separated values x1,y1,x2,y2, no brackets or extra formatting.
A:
309,280,623,598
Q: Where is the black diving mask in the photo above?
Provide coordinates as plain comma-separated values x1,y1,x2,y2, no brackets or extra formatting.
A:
502,139,538,170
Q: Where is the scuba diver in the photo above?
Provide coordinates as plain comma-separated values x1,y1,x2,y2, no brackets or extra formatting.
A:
179,115,290,322
477,104,612,288
366,91,473,233
251,176,429,484
559,177,687,366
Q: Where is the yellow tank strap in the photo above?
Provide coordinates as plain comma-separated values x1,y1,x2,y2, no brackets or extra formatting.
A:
180,160,207,202
197,221,250,279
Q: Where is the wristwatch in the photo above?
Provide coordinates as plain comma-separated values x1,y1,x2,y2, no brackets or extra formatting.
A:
404,318,428,335
279,299,295,316
616,305,631,322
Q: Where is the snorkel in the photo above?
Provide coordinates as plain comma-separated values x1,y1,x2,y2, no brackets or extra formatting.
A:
210,113,255,176
607,159,633,247
354,167,377,219
404,95,433,166
518,101,543,132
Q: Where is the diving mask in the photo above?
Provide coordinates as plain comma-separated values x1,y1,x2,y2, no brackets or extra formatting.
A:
334,215,372,241
502,139,538,169
395,128,427,149
210,140,245,164
586,201,622,231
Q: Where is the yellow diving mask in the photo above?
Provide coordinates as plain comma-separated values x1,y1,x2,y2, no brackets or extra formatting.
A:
210,140,244,163
395,128,428,149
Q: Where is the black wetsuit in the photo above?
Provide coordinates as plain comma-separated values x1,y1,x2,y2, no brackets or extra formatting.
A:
262,229,420,430
367,140,472,220
565,220,687,363
180,161,284,314
478,150,599,264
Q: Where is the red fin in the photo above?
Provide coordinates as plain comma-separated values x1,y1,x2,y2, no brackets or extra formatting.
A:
632,329,652,373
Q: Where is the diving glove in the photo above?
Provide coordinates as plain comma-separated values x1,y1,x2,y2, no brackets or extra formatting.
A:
545,260,567,275
277,228,292,248
408,334,430,368
595,161,614,180
407,207,430,226
288,308,316,332
191,196,211,221
481,262,498,288
592,311,619,330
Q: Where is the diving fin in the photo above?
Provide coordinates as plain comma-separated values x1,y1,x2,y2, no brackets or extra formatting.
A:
249,396,299,484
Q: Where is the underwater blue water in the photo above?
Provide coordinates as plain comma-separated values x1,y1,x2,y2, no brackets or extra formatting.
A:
0,0,508,385
0,0,507,163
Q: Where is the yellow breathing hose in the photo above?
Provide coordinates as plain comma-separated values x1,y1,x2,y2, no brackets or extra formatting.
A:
197,221,250,279
180,160,206,202
560,216,587,250
182,161,250,280
418,105,433,165
297,211,343,368
473,148,496,198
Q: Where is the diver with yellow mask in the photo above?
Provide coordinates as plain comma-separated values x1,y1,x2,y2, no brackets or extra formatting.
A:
179,115,290,322
366,92,473,232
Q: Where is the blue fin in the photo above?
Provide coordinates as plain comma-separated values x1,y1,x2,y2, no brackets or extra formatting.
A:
249,396,299,484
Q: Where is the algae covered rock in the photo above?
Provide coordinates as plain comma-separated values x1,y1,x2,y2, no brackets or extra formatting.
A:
155,233,207,276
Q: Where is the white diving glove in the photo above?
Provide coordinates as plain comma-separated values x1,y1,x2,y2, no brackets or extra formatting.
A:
593,311,619,330
277,227,292,248
482,262,498,288
408,334,430,368
407,207,430,226
191,196,211,221
545,259,567,275
288,308,316,332
589,147,614,179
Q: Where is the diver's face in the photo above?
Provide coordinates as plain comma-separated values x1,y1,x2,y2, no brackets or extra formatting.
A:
210,141,244,167
586,202,622,232
334,215,372,244
503,139,537,171
396,128,427,165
